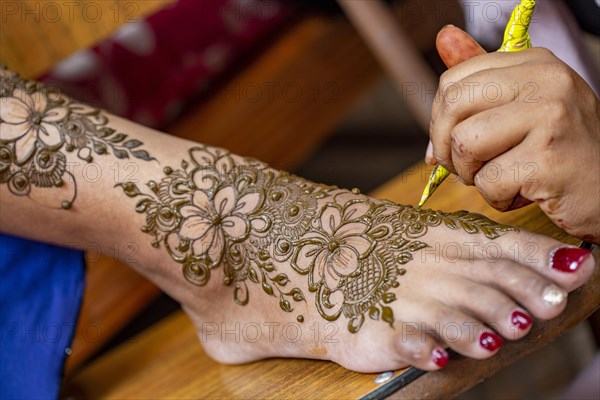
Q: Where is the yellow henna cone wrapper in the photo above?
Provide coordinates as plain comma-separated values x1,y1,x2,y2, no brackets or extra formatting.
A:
418,164,450,208
498,0,535,52
418,0,535,207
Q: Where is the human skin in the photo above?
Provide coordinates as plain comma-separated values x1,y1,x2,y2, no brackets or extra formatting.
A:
0,67,595,373
428,26,600,243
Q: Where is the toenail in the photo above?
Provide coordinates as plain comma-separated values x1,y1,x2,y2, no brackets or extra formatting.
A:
542,284,567,306
511,311,533,330
549,247,591,273
432,347,449,368
479,332,503,352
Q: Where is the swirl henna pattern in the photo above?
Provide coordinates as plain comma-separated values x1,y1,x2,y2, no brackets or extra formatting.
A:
118,146,517,333
0,67,154,208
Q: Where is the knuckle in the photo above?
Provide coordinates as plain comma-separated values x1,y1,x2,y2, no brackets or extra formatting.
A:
441,89,461,115
548,98,571,122
438,70,452,91
532,47,555,60
553,62,576,88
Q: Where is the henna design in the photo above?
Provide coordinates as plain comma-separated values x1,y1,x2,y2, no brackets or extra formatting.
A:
0,67,154,208
119,145,517,333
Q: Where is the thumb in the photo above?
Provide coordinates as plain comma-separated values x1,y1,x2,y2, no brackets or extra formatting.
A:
426,26,487,165
436,25,487,68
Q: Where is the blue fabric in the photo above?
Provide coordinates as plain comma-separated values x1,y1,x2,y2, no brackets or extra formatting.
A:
1,234,85,400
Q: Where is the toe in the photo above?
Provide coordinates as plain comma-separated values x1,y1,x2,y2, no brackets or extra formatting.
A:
477,259,569,320
497,232,595,292
396,297,504,360
501,267,569,320
393,324,448,371
436,275,534,340
433,306,503,359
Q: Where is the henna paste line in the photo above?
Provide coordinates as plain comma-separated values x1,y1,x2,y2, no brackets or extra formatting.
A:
118,145,516,333
0,67,154,209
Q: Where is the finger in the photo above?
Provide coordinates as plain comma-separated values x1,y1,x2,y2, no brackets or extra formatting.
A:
473,150,524,212
432,67,527,172
436,25,486,68
438,48,551,91
430,49,551,151
473,136,556,212
449,102,534,184
431,26,487,145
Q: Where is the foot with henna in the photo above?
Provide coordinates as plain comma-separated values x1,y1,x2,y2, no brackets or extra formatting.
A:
0,57,594,374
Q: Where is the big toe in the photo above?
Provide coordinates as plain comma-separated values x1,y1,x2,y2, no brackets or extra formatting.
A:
497,231,596,292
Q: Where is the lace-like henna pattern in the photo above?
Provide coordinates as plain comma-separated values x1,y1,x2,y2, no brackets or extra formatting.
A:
0,67,154,208
119,145,517,333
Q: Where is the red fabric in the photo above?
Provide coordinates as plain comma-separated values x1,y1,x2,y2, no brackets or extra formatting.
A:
41,0,290,127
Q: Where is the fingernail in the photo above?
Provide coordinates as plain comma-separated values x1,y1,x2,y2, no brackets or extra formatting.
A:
549,247,592,273
511,311,533,330
432,347,449,368
480,332,503,352
542,284,567,306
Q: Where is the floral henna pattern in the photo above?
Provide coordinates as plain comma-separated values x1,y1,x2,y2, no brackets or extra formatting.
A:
0,67,154,208
118,145,517,333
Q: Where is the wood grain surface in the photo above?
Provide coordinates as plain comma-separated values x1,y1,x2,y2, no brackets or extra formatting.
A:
63,162,600,399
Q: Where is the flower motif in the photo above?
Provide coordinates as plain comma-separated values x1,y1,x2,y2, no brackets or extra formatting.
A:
0,89,67,163
293,203,374,291
179,185,260,264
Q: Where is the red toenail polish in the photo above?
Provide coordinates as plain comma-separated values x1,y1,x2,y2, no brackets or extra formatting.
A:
480,332,503,352
549,247,591,273
432,347,449,368
511,311,532,330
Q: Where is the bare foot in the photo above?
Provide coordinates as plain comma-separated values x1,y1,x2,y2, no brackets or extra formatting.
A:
119,146,595,373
